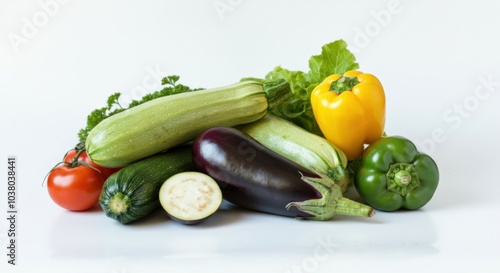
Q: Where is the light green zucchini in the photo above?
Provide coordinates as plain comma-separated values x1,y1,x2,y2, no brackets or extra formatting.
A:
86,80,290,168
238,114,351,192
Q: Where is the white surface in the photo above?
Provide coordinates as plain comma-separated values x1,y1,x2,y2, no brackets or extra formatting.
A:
1,0,500,272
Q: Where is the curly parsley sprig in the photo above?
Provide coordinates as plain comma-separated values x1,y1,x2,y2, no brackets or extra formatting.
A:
78,75,202,143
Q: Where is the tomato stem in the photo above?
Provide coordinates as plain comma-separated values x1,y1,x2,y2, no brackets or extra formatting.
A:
75,142,86,152
42,161,70,187
68,149,86,168
66,145,102,173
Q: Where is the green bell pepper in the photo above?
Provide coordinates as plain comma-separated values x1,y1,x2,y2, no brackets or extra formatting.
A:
355,136,439,211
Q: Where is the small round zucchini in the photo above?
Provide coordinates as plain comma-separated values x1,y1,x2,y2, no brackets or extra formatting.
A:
159,172,222,225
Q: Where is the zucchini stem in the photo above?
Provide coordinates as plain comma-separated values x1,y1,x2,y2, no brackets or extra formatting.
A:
108,192,131,215
327,165,351,193
263,79,293,111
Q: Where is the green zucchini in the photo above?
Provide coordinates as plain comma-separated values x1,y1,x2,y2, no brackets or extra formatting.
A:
99,145,195,224
237,114,351,192
86,80,290,168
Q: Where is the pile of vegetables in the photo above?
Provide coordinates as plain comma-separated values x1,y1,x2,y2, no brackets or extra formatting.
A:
45,40,439,225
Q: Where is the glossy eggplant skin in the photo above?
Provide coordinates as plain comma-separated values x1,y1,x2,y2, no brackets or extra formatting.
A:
192,126,323,218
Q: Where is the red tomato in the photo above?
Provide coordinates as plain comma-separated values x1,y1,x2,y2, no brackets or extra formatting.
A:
47,164,105,211
64,149,121,179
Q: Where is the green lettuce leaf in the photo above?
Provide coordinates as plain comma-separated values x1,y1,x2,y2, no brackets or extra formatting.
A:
308,40,359,84
253,39,359,136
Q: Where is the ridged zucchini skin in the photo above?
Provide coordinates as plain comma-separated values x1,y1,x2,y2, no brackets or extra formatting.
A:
99,146,195,224
238,114,351,192
86,81,269,168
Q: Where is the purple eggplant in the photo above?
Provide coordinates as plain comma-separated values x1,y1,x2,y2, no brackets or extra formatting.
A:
192,127,374,220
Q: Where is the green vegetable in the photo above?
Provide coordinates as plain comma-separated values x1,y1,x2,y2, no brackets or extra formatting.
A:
243,39,359,136
78,75,202,144
354,136,439,211
237,114,351,192
99,146,195,224
86,80,291,168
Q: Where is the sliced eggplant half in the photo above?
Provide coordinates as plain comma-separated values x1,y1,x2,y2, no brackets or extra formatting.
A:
159,171,222,225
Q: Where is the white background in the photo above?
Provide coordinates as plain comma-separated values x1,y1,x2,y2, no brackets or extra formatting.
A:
1,0,500,272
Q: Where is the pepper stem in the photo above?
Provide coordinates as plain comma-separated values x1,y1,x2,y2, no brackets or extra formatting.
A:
386,163,420,196
329,76,359,94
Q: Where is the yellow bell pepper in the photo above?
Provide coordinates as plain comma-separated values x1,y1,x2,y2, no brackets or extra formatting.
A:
310,70,386,160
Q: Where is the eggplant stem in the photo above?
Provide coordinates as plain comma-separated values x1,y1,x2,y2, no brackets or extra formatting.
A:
335,197,375,217
286,172,374,220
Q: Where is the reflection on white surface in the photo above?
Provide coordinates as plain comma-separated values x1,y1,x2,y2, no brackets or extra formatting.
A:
48,199,439,263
